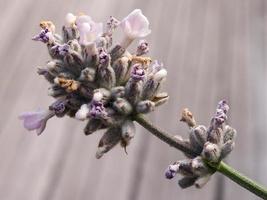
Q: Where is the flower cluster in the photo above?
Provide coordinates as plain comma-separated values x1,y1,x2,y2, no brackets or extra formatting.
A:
19,9,168,158
165,100,236,188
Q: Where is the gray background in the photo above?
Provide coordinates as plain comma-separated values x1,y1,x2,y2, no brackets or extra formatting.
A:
0,0,266,199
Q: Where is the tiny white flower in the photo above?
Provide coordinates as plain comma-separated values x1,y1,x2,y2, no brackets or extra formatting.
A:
65,13,77,26
120,9,151,48
75,104,90,120
76,14,103,45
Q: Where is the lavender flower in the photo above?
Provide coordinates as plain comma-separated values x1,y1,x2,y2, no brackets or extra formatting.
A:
131,64,145,81
51,44,70,56
32,29,54,44
99,48,110,65
76,14,103,45
19,109,55,135
65,13,76,27
210,100,229,131
21,9,168,158
89,101,108,119
120,9,151,48
165,163,180,179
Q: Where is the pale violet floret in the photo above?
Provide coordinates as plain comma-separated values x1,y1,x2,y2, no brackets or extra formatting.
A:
120,9,151,48
65,13,77,26
75,14,103,45
19,109,55,135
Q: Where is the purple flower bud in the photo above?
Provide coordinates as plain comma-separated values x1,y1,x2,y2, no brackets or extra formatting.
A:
217,100,229,114
131,64,145,81
49,99,67,116
165,163,179,179
136,40,149,56
209,100,229,131
32,29,54,44
51,44,70,56
99,48,110,65
19,109,55,135
89,100,108,119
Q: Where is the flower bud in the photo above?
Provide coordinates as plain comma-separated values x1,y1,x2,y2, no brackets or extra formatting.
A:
49,98,68,117
223,125,236,143
89,100,108,119
110,45,126,62
82,43,99,67
177,160,195,176
79,68,96,82
63,51,84,75
46,60,65,75
136,100,155,114
62,26,79,43
111,86,125,99
94,88,111,101
37,68,55,83
165,163,180,179
96,51,116,89
96,127,122,159
68,39,81,53
220,140,235,159
48,85,67,97
207,128,223,145
141,78,159,100
202,142,221,163
189,125,207,153
113,98,132,115
125,79,143,105
112,56,131,84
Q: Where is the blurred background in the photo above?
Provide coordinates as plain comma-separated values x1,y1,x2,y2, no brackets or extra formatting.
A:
0,0,267,199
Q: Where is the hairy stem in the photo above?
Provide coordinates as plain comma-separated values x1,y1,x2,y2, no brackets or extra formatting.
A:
134,114,267,199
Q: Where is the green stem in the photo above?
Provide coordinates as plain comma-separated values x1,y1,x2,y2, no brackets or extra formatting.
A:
215,161,267,199
134,114,267,199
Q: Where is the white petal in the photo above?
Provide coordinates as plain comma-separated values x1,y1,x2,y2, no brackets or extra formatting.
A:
65,13,76,26
76,15,92,26
75,104,89,120
120,9,151,39
93,92,103,101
